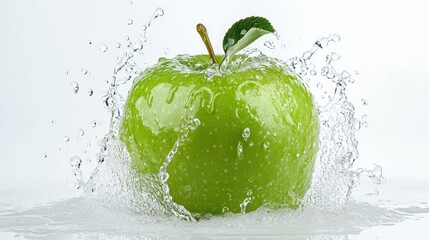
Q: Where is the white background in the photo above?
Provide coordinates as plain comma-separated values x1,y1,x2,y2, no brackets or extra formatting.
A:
1,0,428,196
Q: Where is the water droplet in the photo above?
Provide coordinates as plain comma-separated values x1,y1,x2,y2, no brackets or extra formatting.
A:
115,43,121,48
78,129,85,136
264,40,275,49
237,142,244,155
326,52,341,63
154,8,164,18
104,96,113,107
329,34,341,42
81,69,88,75
127,18,133,25
91,121,97,128
373,188,379,195
132,41,143,52
49,119,54,124
341,70,350,80
242,128,251,141
125,36,130,41
240,197,252,213
362,114,367,121
189,118,201,130
70,156,82,184
296,153,301,157
361,99,368,106
355,70,360,75
315,38,329,48
248,141,254,147
317,82,323,89
164,48,170,55
247,189,253,196
222,206,230,214
263,141,270,149
100,44,108,53
43,153,48,158
88,41,92,45
63,136,70,142
64,70,69,75
88,88,94,96
71,82,79,94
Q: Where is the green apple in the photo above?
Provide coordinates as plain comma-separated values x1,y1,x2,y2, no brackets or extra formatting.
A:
119,17,319,217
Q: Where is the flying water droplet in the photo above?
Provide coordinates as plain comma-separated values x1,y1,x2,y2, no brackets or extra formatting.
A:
88,88,94,96
329,34,341,42
91,121,97,128
263,40,275,49
100,44,108,53
127,18,133,25
373,188,379,195
315,38,329,48
81,69,88,75
104,96,113,108
70,156,83,188
132,41,143,52
78,129,85,136
326,52,341,64
43,153,48,159
153,8,164,18
317,82,323,89
72,82,79,94
64,70,69,75
164,48,170,55
115,43,121,48
361,99,368,106
63,136,70,142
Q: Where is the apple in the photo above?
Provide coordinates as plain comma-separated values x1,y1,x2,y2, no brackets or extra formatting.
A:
119,17,319,217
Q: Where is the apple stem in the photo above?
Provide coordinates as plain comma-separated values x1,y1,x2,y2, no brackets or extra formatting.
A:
196,23,218,65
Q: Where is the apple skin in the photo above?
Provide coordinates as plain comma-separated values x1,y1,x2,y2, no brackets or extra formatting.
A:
120,54,319,216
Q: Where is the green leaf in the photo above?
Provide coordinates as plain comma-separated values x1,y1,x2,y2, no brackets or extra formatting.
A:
222,16,275,57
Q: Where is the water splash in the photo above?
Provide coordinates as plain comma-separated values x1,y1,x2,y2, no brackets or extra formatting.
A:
285,35,384,210
65,9,383,220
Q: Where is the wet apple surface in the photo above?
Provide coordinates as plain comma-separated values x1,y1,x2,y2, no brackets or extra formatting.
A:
120,54,319,216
